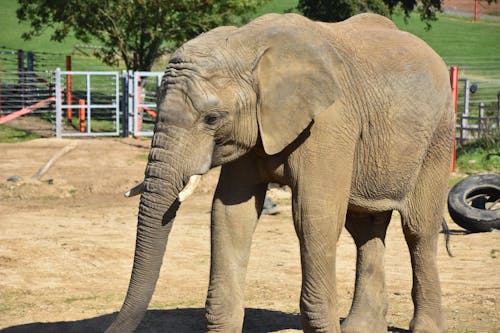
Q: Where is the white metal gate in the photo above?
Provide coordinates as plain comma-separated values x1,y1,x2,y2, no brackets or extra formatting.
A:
131,71,163,137
55,69,163,138
55,68,121,137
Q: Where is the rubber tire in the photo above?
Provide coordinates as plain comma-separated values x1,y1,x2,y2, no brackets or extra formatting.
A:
448,174,500,233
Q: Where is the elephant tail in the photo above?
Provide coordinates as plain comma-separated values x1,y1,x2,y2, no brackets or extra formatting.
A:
441,218,453,257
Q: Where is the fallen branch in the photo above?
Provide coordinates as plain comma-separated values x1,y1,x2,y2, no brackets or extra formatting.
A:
32,141,78,180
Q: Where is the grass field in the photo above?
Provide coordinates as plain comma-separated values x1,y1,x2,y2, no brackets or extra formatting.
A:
1,0,499,70
0,0,119,70
1,0,499,173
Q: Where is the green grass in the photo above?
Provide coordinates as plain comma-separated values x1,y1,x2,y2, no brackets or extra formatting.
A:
0,124,41,143
0,0,121,71
391,12,500,63
2,0,499,70
253,0,299,16
455,130,500,173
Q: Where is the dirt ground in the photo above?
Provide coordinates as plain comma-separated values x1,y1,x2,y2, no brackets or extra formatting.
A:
0,138,498,333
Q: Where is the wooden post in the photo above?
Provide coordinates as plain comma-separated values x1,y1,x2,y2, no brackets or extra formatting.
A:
450,66,459,172
66,55,73,124
78,99,86,132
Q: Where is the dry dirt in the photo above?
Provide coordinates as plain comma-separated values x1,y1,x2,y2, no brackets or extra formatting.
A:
0,138,498,333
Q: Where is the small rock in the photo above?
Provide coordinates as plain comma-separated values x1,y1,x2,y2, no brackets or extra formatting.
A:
7,176,22,182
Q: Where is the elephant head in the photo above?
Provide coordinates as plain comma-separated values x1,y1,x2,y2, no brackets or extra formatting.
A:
106,14,343,332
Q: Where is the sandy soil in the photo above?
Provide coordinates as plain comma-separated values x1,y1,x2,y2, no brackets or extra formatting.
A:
0,138,498,333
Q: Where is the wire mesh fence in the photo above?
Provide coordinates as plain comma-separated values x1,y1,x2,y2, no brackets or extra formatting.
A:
1,49,499,141
0,71,55,115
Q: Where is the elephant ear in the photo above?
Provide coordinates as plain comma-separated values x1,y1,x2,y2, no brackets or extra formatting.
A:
255,25,343,155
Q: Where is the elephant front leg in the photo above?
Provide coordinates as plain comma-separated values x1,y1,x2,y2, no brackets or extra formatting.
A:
342,211,392,333
292,178,352,332
205,161,267,332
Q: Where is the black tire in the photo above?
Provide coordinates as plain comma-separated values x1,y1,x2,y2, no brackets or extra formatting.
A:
448,174,500,232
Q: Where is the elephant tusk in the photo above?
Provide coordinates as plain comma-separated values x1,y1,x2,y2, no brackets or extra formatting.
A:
124,182,144,197
178,175,201,202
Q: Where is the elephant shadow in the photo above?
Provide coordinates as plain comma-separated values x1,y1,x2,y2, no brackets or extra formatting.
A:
0,308,300,333
0,308,410,332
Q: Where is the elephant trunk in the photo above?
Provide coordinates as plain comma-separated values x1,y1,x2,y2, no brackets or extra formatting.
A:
105,145,184,333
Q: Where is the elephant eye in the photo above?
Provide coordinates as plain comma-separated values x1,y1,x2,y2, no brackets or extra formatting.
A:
204,113,220,126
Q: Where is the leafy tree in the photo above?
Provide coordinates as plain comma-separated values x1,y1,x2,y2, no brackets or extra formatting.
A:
297,0,438,26
17,0,267,71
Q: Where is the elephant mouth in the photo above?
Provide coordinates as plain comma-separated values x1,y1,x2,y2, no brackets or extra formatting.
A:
124,174,202,202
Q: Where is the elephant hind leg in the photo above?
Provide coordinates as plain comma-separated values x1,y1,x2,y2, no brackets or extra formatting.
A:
341,211,392,333
399,139,451,333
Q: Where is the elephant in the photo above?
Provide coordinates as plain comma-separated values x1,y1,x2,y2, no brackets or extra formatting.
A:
106,13,454,333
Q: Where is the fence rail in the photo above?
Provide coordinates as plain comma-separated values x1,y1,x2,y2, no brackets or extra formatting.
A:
0,70,55,118
1,55,499,142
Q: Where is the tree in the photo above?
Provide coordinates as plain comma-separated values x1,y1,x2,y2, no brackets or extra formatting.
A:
298,0,442,26
17,0,267,71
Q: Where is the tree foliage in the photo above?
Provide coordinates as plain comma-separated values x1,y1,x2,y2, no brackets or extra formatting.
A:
298,0,499,27
298,0,442,26
17,0,267,71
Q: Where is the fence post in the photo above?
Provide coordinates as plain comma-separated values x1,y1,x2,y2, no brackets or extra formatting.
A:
121,71,129,137
128,70,134,136
136,75,142,139
0,63,2,114
450,66,459,172
27,51,34,72
17,49,25,108
79,98,86,132
55,68,62,138
17,49,24,79
474,0,479,22
463,79,470,139
66,55,72,124
497,91,500,130
478,102,485,136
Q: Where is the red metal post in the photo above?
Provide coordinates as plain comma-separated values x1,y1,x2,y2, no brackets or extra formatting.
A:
78,99,86,132
66,55,73,123
450,66,459,172
474,0,479,22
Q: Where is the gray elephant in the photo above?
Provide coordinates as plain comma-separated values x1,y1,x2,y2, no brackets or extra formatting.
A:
106,13,454,333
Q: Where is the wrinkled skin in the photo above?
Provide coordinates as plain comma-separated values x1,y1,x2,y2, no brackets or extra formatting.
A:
106,13,453,333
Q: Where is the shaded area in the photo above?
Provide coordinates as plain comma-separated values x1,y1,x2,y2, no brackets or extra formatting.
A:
0,309,411,332
1,308,301,333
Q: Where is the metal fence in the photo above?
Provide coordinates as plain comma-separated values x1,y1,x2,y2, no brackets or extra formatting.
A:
54,69,121,137
448,57,500,143
1,56,499,141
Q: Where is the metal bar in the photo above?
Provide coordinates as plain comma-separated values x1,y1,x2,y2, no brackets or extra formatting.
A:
114,73,120,135
60,132,119,137
58,70,121,75
122,70,129,137
55,68,62,138
87,73,91,134
128,70,133,135
133,72,139,135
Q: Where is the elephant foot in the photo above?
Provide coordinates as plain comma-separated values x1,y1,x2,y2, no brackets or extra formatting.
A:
341,314,387,333
410,314,447,333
